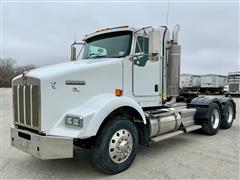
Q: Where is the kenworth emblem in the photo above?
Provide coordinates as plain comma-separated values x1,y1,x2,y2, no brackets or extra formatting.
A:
50,81,57,89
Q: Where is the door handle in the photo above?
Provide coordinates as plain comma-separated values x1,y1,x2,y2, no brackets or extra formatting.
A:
154,84,159,92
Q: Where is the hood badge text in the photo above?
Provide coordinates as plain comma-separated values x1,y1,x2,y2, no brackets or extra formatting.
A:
66,80,86,86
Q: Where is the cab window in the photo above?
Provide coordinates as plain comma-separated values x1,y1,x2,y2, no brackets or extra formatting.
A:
135,36,149,66
82,31,132,59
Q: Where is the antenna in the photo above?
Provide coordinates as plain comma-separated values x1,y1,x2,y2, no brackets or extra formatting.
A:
74,32,76,43
165,0,171,26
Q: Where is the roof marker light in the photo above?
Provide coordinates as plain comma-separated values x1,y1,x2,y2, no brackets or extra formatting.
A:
95,25,129,33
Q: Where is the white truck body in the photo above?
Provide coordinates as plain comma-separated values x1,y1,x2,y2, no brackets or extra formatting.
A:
12,27,169,138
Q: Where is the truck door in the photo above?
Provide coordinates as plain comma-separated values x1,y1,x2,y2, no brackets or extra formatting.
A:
133,36,160,96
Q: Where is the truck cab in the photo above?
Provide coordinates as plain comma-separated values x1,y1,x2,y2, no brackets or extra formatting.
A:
11,25,236,174
71,25,175,106
228,71,240,95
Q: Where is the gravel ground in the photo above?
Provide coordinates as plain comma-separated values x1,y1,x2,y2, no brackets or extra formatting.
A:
1,88,239,179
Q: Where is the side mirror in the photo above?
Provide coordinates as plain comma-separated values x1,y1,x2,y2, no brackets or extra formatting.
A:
149,30,161,55
71,45,77,61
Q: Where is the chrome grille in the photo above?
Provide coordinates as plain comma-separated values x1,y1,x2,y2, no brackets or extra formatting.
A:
229,83,239,92
12,77,41,131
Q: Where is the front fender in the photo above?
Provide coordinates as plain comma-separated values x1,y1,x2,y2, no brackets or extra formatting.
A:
49,94,146,138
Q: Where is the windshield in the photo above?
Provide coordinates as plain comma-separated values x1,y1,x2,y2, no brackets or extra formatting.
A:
82,31,132,59
229,75,240,80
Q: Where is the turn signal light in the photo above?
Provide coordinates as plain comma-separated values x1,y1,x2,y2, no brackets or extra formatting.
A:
115,89,123,96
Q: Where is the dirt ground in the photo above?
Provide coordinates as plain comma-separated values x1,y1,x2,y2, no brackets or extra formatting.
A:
1,88,239,179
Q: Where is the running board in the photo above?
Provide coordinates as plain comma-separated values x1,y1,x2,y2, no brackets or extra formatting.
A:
150,125,202,143
151,130,184,142
185,125,202,132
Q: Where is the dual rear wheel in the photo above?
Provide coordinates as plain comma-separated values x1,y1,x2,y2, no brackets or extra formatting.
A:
202,101,234,135
221,101,234,129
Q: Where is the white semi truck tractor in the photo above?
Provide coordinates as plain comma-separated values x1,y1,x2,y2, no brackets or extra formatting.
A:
11,25,236,174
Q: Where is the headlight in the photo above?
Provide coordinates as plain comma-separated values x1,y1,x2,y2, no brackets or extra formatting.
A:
65,115,83,127
65,117,73,125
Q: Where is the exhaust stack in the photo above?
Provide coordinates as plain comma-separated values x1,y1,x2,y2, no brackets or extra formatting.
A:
172,24,180,44
167,25,181,98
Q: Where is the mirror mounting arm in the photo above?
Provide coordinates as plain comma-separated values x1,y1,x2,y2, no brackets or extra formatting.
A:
149,53,160,62
71,42,85,61
128,52,144,61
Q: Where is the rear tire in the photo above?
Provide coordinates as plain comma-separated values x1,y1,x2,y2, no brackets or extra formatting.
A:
221,101,234,129
202,103,221,135
91,117,139,174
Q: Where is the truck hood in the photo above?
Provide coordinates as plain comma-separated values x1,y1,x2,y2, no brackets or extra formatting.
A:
27,58,121,80
13,58,123,134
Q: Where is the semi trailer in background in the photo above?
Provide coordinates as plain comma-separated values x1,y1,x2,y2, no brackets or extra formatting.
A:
180,74,201,94
228,71,240,95
180,74,228,95
11,25,236,174
200,74,228,94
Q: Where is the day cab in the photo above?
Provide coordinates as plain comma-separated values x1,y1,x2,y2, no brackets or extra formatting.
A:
11,25,236,174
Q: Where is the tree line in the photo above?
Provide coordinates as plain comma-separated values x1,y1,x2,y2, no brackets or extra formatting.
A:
0,58,36,87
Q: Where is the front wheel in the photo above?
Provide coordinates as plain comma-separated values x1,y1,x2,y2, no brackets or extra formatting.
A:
91,117,139,174
202,103,221,135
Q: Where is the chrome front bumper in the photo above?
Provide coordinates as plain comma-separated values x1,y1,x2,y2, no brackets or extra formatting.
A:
11,126,73,160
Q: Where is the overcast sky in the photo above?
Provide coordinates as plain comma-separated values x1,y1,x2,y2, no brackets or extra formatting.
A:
1,0,239,75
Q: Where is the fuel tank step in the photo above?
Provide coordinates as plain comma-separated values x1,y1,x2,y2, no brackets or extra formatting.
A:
185,125,202,132
151,130,184,142
150,125,202,143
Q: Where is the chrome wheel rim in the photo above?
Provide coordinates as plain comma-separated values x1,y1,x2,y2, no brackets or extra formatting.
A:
109,129,133,164
227,105,234,123
211,109,220,129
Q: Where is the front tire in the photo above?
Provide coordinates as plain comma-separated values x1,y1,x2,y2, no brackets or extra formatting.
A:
91,117,139,174
202,103,221,135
